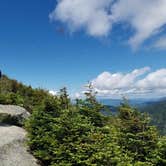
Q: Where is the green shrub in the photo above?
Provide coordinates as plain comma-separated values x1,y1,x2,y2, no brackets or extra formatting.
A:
0,75,50,112
0,113,19,125
1,75,165,165
25,89,132,166
26,92,166,165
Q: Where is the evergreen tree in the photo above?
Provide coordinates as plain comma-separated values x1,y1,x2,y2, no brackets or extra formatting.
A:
26,88,130,166
117,101,159,164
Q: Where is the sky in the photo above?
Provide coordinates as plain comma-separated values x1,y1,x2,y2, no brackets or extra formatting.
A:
0,0,166,99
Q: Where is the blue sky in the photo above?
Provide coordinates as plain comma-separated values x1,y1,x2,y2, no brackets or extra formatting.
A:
0,0,166,98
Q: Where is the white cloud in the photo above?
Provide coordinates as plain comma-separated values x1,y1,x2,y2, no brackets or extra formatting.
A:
91,67,166,98
111,0,166,49
50,0,166,49
49,90,57,96
136,69,166,89
50,0,113,37
73,92,81,99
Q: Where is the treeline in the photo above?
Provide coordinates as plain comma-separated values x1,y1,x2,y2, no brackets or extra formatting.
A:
0,75,50,112
26,88,166,166
139,99,166,135
0,75,166,165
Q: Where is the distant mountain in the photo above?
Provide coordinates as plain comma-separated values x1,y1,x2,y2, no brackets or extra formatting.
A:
99,98,153,116
99,98,166,135
99,99,122,106
98,98,158,107
139,98,166,135
101,105,118,116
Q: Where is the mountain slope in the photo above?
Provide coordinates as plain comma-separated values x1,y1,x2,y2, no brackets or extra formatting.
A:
139,99,166,135
100,98,166,135
0,75,50,112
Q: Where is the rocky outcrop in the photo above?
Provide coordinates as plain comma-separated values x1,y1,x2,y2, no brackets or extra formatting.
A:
0,125,39,166
0,105,39,166
0,105,30,126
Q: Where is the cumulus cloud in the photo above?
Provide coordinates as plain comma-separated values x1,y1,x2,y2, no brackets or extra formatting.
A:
72,92,81,99
49,90,57,96
50,0,113,37
50,0,166,49
91,67,166,98
111,0,166,49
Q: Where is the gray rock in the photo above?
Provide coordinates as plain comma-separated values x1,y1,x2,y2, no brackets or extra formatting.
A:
0,105,30,126
0,125,39,166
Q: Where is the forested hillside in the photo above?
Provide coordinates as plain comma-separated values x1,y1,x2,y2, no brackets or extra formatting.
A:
0,75,166,165
101,99,166,135
139,99,166,135
0,75,50,112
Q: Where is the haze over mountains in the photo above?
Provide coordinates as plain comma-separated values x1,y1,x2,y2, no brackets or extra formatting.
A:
99,97,164,107
99,97,166,135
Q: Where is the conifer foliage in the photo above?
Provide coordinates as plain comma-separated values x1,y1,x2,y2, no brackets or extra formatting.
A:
25,86,166,166
0,75,165,165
